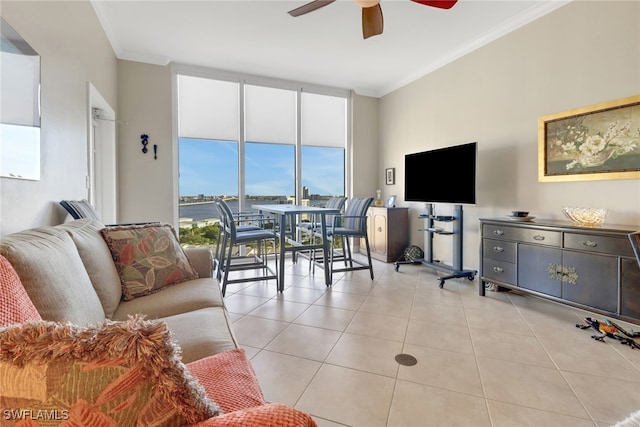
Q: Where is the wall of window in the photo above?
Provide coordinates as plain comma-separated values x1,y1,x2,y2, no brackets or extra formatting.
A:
175,67,350,246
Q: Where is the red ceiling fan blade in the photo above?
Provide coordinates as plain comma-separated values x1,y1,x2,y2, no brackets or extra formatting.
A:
362,3,383,39
411,0,458,10
288,0,336,17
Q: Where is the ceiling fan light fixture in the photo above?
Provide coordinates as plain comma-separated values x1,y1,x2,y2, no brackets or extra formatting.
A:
362,3,383,39
410,0,458,10
354,0,381,8
288,0,458,39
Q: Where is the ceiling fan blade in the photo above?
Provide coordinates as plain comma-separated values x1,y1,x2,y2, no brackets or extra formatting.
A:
362,3,383,39
411,0,458,10
288,0,336,17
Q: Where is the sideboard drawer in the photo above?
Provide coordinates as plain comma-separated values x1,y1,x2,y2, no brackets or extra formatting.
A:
483,239,516,263
564,233,635,258
512,228,561,247
482,224,518,240
483,224,561,247
482,258,517,285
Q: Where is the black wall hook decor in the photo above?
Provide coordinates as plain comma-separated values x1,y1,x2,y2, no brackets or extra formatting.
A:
153,144,158,160
141,134,149,153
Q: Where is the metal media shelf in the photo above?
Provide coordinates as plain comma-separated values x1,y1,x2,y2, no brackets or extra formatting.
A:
420,214,456,222
408,204,476,288
420,227,454,235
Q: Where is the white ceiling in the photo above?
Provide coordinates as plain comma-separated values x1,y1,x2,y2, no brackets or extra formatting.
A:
91,0,570,97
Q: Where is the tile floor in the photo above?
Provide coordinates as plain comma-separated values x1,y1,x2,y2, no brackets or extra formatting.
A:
222,255,640,426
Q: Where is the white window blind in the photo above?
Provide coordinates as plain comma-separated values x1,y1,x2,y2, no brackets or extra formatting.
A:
0,52,40,126
301,92,346,148
177,75,239,141
244,84,296,144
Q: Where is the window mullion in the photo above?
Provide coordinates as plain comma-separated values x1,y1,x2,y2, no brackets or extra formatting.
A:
295,89,302,204
238,81,246,212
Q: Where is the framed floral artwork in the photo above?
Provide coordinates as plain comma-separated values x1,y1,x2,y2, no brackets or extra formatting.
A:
538,95,640,182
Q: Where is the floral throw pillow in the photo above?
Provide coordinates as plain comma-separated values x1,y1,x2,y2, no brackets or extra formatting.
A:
0,315,221,426
101,224,199,301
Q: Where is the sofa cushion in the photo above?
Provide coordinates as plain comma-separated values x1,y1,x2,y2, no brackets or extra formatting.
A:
0,316,221,425
184,246,215,278
101,223,199,301
152,308,239,364
0,227,105,325
187,349,265,414
58,219,122,318
113,277,225,320
0,254,41,326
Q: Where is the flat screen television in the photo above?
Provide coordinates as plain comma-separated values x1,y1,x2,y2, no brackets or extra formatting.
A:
404,142,477,205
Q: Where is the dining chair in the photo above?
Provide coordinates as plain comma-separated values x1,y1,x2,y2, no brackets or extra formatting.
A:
297,196,347,264
60,200,159,227
60,199,102,220
298,196,347,234
313,197,374,282
215,198,278,296
212,198,265,279
630,231,640,268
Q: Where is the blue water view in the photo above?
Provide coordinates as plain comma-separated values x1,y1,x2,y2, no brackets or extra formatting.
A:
179,198,329,222
179,139,345,198
180,200,268,221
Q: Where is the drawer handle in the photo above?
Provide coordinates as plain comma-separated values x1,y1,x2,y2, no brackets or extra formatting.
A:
493,230,504,236
582,240,597,248
533,235,546,241
493,246,504,253
493,267,504,273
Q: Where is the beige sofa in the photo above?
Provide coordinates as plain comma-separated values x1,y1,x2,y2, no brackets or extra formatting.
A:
0,218,236,363
0,218,318,426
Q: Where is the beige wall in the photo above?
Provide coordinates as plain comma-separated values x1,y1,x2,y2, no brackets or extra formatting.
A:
0,0,117,235
114,65,381,226
379,1,640,271
116,61,175,225
351,92,379,199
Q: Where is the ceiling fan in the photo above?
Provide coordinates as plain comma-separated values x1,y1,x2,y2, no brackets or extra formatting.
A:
288,0,459,39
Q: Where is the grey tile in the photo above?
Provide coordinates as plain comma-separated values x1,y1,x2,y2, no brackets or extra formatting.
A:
325,332,403,377
294,304,357,331
232,315,289,348
265,323,342,361
223,258,635,426
296,364,396,427
398,343,483,397
250,350,322,407
478,357,589,418
388,380,490,427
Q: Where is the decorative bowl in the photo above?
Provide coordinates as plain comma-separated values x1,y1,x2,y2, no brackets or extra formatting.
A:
562,207,607,227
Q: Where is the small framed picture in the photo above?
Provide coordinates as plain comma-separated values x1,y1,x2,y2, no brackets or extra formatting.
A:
387,195,396,208
385,168,395,185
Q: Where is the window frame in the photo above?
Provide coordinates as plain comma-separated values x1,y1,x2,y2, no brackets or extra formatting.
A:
172,64,352,218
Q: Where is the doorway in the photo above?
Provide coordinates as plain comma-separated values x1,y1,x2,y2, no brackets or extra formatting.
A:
87,82,117,224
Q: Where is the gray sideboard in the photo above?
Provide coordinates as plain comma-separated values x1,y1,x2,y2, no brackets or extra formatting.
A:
479,218,640,324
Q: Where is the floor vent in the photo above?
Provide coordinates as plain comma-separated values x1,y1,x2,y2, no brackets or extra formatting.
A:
395,353,417,366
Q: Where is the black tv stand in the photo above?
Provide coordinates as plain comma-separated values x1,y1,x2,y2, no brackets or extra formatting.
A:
417,204,476,288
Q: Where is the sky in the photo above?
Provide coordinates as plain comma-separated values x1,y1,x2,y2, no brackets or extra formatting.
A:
179,138,344,197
